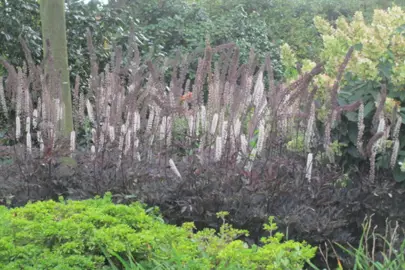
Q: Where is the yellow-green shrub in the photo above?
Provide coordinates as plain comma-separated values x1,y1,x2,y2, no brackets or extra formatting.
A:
0,194,316,269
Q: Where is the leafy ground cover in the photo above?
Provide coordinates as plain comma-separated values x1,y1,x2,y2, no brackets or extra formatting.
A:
0,193,316,270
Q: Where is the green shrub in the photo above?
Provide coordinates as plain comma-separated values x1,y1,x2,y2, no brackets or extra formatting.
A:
0,194,316,269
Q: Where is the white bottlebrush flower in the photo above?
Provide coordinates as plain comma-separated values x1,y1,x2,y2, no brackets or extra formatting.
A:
26,117,31,133
86,99,94,123
169,158,182,179
376,117,386,151
41,96,47,122
109,126,115,142
98,129,105,149
210,113,219,135
124,110,131,130
149,135,155,146
0,77,8,118
124,129,131,155
392,116,402,141
70,131,76,153
215,136,222,162
16,116,21,139
37,131,44,156
253,72,264,107
369,149,377,182
104,103,111,127
200,105,207,133
166,116,173,147
240,134,248,155
118,124,126,151
54,98,60,122
196,111,200,136
146,106,155,133
134,137,139,149
256,120,266,155
59,101,65,123
16,70,22,117
133,110,141,133
26,132,32,155
33,109,38,129
390,139,400,169
91,128,97,145
233,118,241,138
305,153,313,182
377,116,385,133
257,99,268,116
221,121,228,150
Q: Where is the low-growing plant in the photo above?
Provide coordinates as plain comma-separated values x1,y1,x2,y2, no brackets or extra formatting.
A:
308,215,405,270
0,193,316,270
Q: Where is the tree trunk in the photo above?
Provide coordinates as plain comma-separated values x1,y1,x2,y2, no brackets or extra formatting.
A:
40,0,73,136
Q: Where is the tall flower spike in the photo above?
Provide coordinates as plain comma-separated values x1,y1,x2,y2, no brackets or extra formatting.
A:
166,116,173,147
86,99,94,124
256,120,266,155
124,129,131,156
221,121,228,151
26,117,30,133
38,131,44,156
33,109,38,129
210,113,219,135
390,139,400,169
54,98,60,124
146,106,154,133
16,68,22,117
0,77,8,118
200,105,207,133
16,116,21,139
240,134,248,155
253,72,264,108
169,159,182,179
26,132,32,155
109,126,115,142
376,116,385,151
369,147,377,182
70,131,76,153
233,118,241,138
306,153,313,182
195,111,200,137
133,110,140,133
215,136,222,162
392,116,402,141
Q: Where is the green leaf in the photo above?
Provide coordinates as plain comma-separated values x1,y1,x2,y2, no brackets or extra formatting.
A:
393,166,405,182
353,43,363,51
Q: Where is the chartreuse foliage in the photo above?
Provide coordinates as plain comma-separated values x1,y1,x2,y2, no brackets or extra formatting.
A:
281,6,405,180
0,193,316,269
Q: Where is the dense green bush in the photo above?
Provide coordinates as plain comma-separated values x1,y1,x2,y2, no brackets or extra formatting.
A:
0,193,316,269
3,0,402,79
